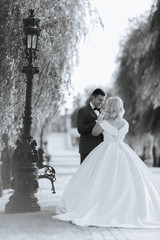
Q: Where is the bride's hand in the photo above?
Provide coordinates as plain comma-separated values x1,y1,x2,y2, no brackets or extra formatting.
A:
97,113,104,123
100,109,105,115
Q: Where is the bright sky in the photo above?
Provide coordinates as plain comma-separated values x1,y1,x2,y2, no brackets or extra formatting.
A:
66,0,153,109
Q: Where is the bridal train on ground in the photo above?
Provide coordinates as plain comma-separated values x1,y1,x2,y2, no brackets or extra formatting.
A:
52,120,160,228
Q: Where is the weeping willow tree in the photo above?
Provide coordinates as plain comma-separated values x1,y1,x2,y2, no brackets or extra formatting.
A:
115,0,160,165
0,0,102,149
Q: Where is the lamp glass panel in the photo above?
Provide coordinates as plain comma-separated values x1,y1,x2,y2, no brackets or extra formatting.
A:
32,34,37,49
27,34,32,49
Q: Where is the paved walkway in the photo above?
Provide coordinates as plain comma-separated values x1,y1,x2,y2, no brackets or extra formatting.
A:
0,148,160,239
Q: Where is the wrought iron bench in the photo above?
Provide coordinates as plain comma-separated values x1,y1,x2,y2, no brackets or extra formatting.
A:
37,148,56,193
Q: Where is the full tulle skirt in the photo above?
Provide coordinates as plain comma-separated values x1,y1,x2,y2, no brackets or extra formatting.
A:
52,140,160,228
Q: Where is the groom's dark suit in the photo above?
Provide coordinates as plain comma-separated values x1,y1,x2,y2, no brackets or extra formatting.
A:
77,103,103,163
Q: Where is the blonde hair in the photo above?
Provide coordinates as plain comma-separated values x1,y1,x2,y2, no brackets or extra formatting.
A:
104,97,125,120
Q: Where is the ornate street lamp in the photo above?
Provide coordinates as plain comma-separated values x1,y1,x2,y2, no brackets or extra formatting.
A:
5,9,41,213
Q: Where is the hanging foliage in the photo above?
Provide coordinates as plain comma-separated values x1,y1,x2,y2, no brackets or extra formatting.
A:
0,0,102,149
115,0,160,138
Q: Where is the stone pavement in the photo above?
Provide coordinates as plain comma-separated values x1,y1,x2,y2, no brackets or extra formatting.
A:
0,150,160,240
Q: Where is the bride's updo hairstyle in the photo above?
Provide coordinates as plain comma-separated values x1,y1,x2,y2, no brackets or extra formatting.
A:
104,96,125,120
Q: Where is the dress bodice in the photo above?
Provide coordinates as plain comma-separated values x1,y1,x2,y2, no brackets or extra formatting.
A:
99,120,129,142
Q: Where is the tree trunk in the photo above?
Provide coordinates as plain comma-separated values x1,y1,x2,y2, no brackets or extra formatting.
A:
0,162,3,197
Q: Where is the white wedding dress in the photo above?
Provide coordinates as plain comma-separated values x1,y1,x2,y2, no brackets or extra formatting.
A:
52,120,160,228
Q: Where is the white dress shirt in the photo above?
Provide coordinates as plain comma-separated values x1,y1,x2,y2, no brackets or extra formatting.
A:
90,102,100,116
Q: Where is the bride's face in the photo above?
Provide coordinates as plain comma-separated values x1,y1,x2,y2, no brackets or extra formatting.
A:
92,94,105,109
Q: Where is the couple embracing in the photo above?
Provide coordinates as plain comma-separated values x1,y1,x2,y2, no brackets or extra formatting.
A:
53,88,160,228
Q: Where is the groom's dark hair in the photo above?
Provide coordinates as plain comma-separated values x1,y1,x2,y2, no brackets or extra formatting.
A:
92,88,105,97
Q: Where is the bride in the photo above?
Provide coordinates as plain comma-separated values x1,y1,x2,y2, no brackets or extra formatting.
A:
52,96,160,228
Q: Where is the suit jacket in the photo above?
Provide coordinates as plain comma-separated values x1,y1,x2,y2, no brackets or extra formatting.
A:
77,104,103,154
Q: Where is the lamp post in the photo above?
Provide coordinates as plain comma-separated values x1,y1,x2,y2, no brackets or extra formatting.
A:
5,9,41,213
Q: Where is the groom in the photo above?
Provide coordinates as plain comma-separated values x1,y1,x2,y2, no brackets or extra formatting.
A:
77,88,106,164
